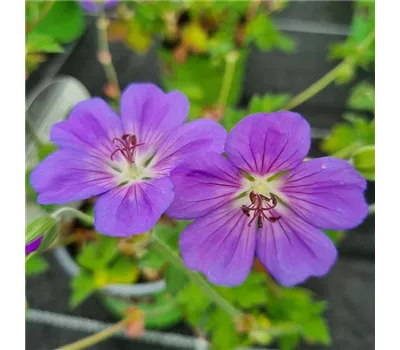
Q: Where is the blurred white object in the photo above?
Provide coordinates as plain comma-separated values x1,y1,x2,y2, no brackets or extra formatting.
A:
25,76,91,222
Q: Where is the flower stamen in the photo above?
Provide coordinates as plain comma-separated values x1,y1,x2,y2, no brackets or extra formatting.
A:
110,134,144,163
241,191,281,228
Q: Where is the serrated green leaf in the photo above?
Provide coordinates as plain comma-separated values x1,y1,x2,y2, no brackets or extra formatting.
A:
205,309,240,350
37,143,58,161
26,255,48,276
348,82,375,112
70,272,97,308
25,216,56,245
351,145,375,181
31,1,84,44
26,33,63,54
77,236,118,270
176,282,211,326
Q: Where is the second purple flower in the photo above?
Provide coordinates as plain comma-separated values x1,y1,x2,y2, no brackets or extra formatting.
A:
30,83,226,236
167,112,369,287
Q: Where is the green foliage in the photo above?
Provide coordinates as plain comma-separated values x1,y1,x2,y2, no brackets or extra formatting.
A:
37,143,58,161
348,81,375,112
26,33,63,54
321,114,375,159
267,287,331,349
217,272,268,309
220,107,247,131
248,93,292,114
246,14,295,53
351,145,375,181
70,272,97,308
329,1,374,68
324,230,346,246
26,255,48,276
176,281,211,326
77,236,118,270
159,49,248,109
31,1,84,44
205,309,240,350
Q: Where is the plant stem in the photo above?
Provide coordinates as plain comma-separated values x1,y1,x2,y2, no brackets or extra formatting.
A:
56,318,129,350
96,10,120,95
52,207,94,226
217,51,240,108
283,30,375,111
25,115,44,147
152,234,242,318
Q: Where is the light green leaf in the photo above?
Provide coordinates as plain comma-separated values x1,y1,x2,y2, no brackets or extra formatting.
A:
324,230,346,246
26,255,48,276
348,82,375,112
205,309,240,350
25,216,56,245
38,143,58,161
70,272,97,308
165,265,188,295
106,256,140,285
176,282,211,326
26,33,63,54
31,1,84,44
351,145,375,181
246,14,295,52
302,318,331,345
248,93,291,114
77,236,118,271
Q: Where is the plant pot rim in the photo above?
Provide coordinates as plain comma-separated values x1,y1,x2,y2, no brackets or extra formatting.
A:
53,246,167,297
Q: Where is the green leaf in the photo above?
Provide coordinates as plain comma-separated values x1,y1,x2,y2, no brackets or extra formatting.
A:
302,318,331,345
70,272,97,308
25,216,56,245
205,309,240,350
321,114,374,158
351,145,375,181
140,246,167,270
26,33,63,54
324,230,346,246
159,48,247,109
38,143,58,161
221,107,247,131
348,82,375,112
248,93,291,114
31,1,84,44
165,265,188,295
176,282,211,326
26,255,48,276
246,14,295,52
77,236,118,271
106,256,140,284
217,272,267,309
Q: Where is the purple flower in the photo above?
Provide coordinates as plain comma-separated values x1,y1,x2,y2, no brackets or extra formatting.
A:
80,0,118,13
26,235,43,255
167,112,368,287
30,83,226,236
